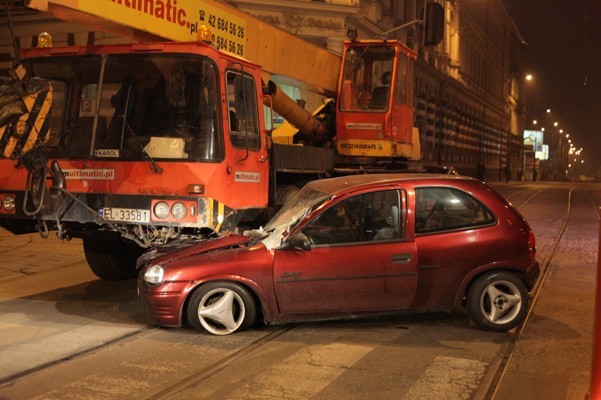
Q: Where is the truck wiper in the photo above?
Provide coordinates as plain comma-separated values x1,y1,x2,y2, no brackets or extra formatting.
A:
121,118,163,174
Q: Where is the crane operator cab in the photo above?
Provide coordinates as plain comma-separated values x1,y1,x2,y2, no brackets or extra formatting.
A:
336,40,417,161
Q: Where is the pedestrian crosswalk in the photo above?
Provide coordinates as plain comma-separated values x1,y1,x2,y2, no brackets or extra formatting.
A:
224,343,373,399
176,337,493,400
403,356,488,400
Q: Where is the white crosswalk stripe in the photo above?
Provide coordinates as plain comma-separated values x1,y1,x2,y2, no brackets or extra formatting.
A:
403,356,488,400
224,343,373,399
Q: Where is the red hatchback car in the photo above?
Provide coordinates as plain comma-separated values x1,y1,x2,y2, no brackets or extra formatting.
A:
137,174,539,335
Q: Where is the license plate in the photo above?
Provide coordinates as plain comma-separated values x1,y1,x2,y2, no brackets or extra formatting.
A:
101,208,150,223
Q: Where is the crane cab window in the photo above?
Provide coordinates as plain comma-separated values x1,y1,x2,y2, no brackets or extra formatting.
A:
395,53,413,106
226,71,260,150
339,45,395,112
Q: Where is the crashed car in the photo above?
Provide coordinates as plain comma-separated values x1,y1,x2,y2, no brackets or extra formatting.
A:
137,174,539,335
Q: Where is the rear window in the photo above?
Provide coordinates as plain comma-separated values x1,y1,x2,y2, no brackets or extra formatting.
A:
415,187,496,234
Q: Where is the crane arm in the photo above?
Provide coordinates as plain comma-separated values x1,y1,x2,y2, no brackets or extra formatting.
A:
25,0,341,94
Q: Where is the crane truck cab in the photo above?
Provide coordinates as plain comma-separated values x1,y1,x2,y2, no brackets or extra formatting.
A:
0,40,271,280
336,40,418,163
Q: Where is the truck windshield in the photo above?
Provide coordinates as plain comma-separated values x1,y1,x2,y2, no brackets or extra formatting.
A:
25,53,223,162
339,45,395,112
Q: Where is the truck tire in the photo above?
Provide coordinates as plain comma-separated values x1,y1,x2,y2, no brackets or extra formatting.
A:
83,231,144,280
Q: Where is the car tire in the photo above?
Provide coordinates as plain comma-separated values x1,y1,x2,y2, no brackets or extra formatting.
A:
187,281,257,335
466,271,529,332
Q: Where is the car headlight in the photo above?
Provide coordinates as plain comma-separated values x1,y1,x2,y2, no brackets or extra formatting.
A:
153,201,170,219
144,264,164,285
171,202,187,220
2,195,15,212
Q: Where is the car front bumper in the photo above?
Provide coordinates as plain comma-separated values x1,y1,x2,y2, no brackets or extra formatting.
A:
137,278,194,326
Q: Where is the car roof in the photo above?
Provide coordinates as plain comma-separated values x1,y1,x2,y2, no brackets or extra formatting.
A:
305,174,479,195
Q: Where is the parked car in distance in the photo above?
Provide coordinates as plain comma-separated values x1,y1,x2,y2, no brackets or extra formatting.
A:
137,174,539,335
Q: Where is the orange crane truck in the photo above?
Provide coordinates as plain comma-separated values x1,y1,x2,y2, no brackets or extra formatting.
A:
0,0,442,280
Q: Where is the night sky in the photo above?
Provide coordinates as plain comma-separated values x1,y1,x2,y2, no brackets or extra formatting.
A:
504,0,601,175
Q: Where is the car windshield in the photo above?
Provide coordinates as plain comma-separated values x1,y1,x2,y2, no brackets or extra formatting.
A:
254,185,331,249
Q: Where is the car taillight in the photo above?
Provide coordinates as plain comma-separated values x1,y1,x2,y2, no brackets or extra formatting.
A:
527,230,536,259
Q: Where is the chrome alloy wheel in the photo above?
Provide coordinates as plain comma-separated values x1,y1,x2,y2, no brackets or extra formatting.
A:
479,280,523,325
197,288,246,335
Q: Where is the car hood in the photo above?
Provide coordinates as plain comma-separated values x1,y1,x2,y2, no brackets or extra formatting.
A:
136,233,252,269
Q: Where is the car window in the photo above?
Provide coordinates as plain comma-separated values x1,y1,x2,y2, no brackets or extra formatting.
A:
415,187,495,234
301,190,404,246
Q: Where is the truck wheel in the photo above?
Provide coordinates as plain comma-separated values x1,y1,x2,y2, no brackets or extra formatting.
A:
466,271,529,332
187,281,256,335
83,231,144,280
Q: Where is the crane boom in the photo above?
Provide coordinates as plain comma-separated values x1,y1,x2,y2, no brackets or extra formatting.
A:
25,0,341,94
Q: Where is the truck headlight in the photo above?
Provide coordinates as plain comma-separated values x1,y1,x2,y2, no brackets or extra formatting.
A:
2,195,15,212
144,264,164,285
153,201,170,219
171,202,187,220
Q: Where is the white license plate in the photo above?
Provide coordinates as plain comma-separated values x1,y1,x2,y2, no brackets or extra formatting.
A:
102,208,150,223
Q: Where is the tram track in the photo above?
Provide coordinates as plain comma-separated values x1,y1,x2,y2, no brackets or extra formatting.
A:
0,326,157,387
480,187,574,400
0,320,297,395
146,324,296,399
503,187,543,207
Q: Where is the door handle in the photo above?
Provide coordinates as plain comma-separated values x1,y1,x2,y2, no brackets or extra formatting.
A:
392,253,412,264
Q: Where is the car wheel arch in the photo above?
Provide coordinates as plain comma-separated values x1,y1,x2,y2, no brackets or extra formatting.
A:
454,266,531,309
182,277,273,326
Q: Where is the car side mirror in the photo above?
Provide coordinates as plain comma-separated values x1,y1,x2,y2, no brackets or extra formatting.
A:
285,233,312,251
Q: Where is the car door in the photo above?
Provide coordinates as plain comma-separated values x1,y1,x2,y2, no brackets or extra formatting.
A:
273,188,418,315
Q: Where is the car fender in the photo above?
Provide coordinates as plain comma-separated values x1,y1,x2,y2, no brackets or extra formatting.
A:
453,261,530,309
185,273,278,322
